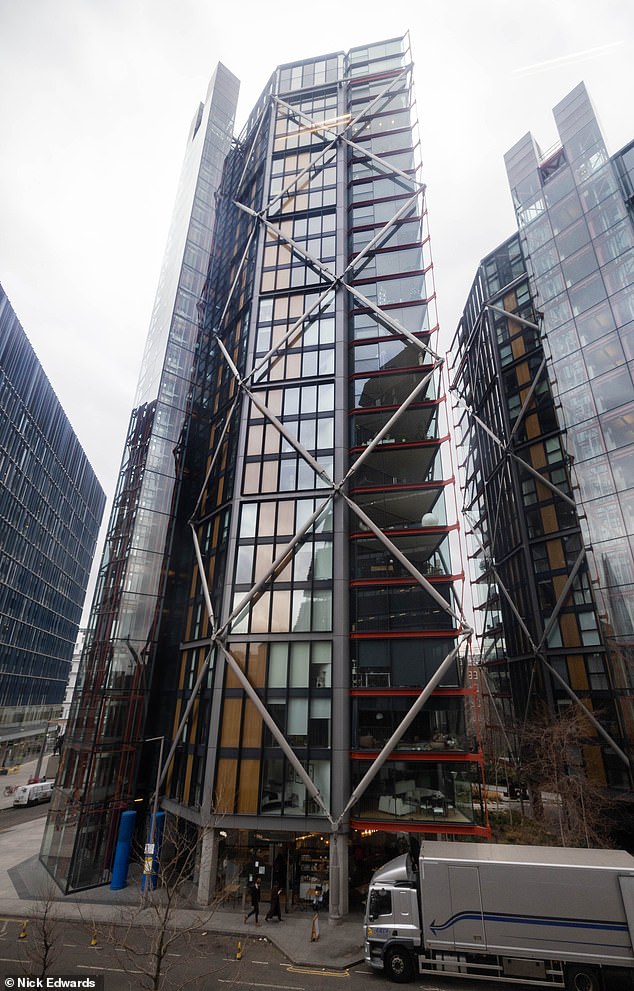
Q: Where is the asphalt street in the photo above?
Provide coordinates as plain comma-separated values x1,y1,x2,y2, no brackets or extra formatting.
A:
0,917,384,991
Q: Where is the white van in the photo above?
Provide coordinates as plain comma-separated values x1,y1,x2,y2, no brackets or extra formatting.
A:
12,780,54,807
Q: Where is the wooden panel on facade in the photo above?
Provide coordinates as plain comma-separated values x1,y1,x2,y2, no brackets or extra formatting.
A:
237,758,260,814
215,758,238,813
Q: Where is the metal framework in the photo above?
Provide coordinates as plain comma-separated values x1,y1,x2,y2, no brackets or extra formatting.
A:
450,298,630,772
158,63,474,918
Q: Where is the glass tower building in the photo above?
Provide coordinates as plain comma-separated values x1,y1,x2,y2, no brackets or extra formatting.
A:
0,284,105,764
450,84,634,795
41,64,240,893
43,38,486,909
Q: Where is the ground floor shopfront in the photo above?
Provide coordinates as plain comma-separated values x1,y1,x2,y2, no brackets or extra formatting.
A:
191,823,465,918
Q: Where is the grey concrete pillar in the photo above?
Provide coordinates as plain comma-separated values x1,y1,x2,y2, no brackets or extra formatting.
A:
197,826,220,906
328,828,349,925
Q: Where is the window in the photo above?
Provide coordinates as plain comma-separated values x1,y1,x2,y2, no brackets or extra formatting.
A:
368,888,392,920
562,245,598,287
560,382,595,425
569,272,607,316
578,611,601,647
593,367,634,414
549,192,583,235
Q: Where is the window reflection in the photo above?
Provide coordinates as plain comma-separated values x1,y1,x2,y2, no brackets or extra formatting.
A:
350,759,480,825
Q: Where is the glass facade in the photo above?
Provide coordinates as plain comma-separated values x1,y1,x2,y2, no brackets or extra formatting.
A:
164,36,484,906
40,65,240,892
451,83,634,793
0,284,105,760
43,38,486,906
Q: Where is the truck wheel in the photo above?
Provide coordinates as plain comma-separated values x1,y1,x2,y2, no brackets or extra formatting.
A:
566,965,601,991
385,947,414,984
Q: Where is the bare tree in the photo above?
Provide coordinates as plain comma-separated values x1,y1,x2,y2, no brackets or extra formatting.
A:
520,702,617,849
19,883,62,978
105,814,229,991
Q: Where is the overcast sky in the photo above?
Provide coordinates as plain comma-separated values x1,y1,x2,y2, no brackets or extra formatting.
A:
0,0,632,613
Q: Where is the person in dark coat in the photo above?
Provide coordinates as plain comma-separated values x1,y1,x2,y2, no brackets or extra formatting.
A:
265,885,283,922
244,876,261,924
272,852,286,889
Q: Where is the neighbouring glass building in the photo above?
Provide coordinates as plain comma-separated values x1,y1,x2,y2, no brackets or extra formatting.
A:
40,63,240,893
450,83,634,796
42,37,487,910
0,284,105,766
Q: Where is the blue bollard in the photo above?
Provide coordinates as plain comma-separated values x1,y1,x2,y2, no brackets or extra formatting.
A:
110,810,136,890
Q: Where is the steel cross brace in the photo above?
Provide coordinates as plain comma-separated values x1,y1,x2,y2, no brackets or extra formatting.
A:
173,68,471,835
463,511,630,768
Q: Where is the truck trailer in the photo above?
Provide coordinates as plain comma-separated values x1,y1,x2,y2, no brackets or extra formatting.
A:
364,841,634,989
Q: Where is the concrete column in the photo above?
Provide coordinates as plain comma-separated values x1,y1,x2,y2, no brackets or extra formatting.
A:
197,826,220,906
328,827,349,924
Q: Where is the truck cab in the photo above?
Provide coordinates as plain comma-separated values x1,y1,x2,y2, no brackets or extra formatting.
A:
364,854,422,983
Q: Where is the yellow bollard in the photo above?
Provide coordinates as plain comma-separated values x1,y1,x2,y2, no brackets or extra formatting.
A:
18,920,28,939
90,929,98,947
235,939,242,960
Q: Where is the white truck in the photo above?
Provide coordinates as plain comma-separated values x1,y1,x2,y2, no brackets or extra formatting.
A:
364,841,634,990
12,779,54,806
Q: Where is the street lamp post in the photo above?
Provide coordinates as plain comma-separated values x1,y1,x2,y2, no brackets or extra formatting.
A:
33,720,56,781
146,735,165,847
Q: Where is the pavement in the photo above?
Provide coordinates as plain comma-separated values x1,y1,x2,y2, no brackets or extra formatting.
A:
0,760,366,971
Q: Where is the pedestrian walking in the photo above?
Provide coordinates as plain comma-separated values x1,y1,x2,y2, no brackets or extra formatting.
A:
265,885,283,922
244,876,261,924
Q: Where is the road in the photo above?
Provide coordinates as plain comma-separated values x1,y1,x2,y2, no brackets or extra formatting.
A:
0,917,380,991
0,916,633,991
0,802,48,831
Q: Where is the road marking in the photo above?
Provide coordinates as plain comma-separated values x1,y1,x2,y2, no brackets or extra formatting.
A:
77,964,143,974
0,957,21,963
218,982,302,990
287,966,349,978
252,959,270,964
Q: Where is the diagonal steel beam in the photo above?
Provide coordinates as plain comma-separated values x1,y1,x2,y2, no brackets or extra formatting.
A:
342,368,436,486
344,278,441,363
343,491,464,627
236,101,271,197
178,60,476,847
264,66,412,220
214,334,334,486
246,287,335,387
508,355,547,445
216,641,334,822
336,636,470,825
454,395,578,509
213,494,334,640
487,303,540,332
340,129,423,188
189,393,241,523
342,192,426,279
464,512,630,768
535,546,586,655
